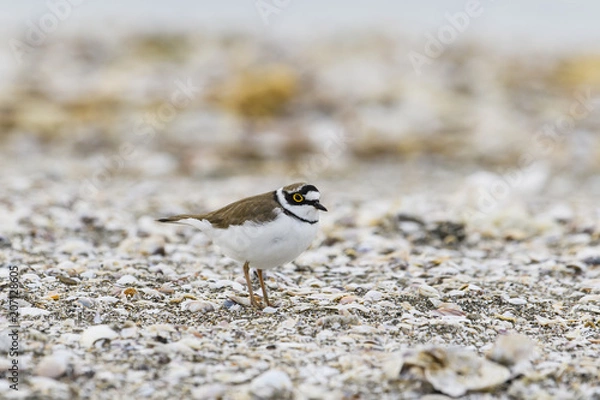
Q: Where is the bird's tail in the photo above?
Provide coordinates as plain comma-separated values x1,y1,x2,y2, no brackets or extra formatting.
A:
156,214,208,229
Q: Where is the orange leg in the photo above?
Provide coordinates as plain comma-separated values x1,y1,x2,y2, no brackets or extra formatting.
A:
243,262,260,308
257,269,272,307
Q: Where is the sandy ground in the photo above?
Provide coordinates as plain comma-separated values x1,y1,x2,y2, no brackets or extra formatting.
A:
1,145,599,399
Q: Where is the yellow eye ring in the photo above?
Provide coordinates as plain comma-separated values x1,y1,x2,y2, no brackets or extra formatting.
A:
293,193,304,203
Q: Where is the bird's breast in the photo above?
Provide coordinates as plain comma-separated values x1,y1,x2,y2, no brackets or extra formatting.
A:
210,213,319,269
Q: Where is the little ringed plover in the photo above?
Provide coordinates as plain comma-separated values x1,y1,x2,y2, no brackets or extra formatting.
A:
158,182,327,308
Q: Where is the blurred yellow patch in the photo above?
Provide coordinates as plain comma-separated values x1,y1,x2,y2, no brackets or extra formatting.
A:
210,64,298,120
554,55,600,88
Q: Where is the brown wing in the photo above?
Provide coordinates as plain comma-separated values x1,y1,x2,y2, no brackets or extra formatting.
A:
157,191,279,229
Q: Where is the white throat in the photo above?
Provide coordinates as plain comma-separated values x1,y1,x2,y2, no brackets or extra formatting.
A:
276,188,319,224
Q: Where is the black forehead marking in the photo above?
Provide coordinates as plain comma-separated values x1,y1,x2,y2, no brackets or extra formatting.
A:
299,184,318,195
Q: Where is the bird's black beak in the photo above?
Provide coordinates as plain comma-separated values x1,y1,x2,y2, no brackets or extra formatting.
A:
314,201,328,212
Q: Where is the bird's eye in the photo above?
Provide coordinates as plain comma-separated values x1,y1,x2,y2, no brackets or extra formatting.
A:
293,193,304,203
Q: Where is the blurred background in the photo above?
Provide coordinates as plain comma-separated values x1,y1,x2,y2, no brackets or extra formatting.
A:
1,1,599,229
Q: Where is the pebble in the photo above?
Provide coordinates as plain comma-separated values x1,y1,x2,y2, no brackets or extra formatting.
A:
0,235,11,247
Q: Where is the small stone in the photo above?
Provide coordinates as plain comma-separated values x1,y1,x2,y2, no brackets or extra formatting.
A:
58,275,78,285
582,256,600,266
0,235,11,247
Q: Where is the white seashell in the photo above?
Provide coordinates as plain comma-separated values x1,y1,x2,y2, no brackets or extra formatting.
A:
77,297,95,308
20,307,51,317
431,303,466,317
250,369,293,399
579,294,600,303
418,284,440,298
191,383,227,400
79,325,118,348
165,365,191,381
182,300,215,313
29,376,70,397
506,297,527,306
364,290,383,302
56,261,76,270
565,329,581,340
338,295,357,304
136,384,156,397
487,333,536,367
34,351,71,379
387,346,511,397
465,284,483,292
179,337,204,351
227,295,251,307
150,263,176,276
160,342,194,355
57,239,93,255
22,273,41,281
79,271,96,279
96,296,119,304
304,278,325,288
120,327,138,339
115,274,139,286
139,236,166,256
159,283,175,294
339,303,369,314
139,288,165,299
211,279,244,292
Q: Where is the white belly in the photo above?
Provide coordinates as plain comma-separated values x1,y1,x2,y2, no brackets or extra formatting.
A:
189,213,319,269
